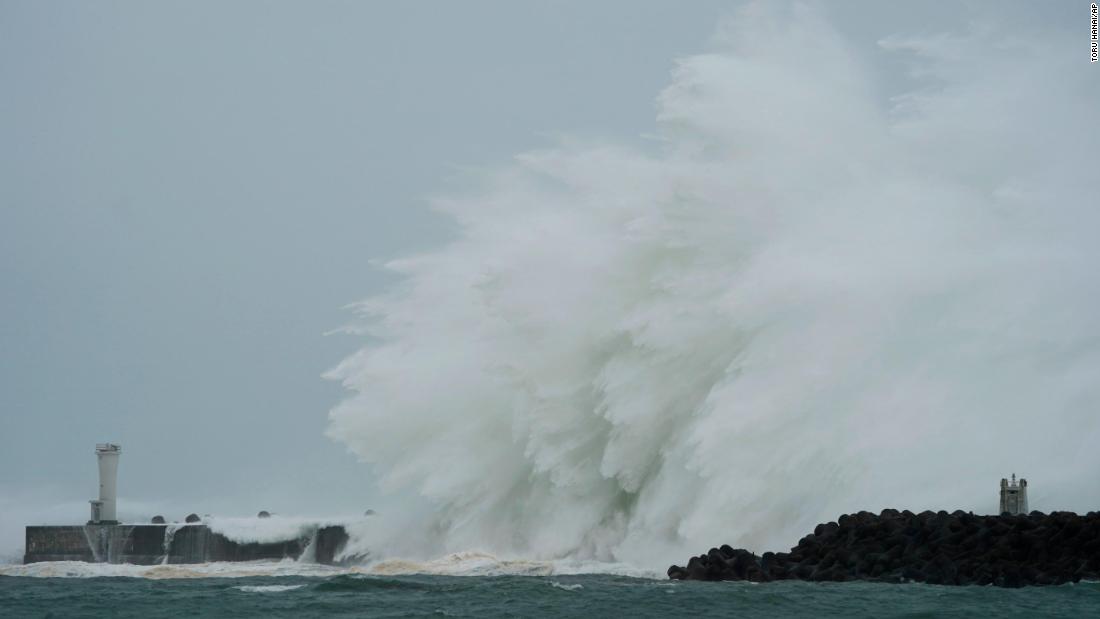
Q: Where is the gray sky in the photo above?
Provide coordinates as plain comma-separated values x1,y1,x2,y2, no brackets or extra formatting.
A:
0,0,741,549
0,0,1085,558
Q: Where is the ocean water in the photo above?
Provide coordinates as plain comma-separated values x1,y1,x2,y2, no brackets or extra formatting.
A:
2,571,1099,618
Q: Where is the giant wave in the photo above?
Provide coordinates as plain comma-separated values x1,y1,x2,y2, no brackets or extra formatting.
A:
325,3,1100,570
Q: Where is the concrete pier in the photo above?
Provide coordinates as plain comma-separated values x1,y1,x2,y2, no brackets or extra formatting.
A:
24,524,349,566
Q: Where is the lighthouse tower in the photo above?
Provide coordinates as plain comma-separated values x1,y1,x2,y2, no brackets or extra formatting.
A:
89,443,121,524
999,474,1028,515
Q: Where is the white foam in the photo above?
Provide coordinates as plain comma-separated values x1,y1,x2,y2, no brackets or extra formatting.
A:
233,584,306,593
204,515,354,545
360,552,658,579
0,552,657,580
0,559,342,579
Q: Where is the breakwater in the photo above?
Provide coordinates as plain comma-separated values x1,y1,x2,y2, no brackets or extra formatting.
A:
668,510,1100,587
24,524,349,565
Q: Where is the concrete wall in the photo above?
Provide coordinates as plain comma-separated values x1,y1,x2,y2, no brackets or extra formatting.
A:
23,526,94,563
313,525,351,565
24,524,348,566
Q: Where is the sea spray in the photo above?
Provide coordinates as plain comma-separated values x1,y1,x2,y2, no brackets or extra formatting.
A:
204,516,341,545
297,529,318,564
80,525,136,564
327,3,1100,569
160,523,183,565
81,526,104,563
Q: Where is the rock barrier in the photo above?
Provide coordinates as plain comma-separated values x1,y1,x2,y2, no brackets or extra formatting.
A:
668,510,1100,587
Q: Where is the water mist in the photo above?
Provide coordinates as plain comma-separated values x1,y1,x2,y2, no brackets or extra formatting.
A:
327,4,1100,570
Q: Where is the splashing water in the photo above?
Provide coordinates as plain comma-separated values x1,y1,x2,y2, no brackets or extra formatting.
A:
160,523,183,565
326,4,1100,570
0,554,656,579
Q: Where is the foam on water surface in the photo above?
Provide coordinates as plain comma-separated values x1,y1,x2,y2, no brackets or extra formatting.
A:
0,552,657,580
0,559,342,579
233,584,307,593
362,551,657,579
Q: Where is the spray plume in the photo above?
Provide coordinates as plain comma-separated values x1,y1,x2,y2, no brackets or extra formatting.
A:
327,4,1100,569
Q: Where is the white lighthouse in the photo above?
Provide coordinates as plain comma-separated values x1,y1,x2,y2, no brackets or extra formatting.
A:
89,443,121,524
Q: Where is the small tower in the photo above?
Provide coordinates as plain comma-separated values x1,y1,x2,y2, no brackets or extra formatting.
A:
89,443,122,524
999,473,1028,515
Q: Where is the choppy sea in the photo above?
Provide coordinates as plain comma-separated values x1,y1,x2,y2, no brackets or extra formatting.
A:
2,559,1099,618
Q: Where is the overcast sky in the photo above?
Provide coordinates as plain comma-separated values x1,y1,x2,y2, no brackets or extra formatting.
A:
0,0,1085,559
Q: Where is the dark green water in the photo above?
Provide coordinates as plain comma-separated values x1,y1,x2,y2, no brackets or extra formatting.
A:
2,575,1099,618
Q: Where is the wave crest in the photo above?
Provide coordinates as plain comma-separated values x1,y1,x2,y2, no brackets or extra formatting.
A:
326,3,1100,568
